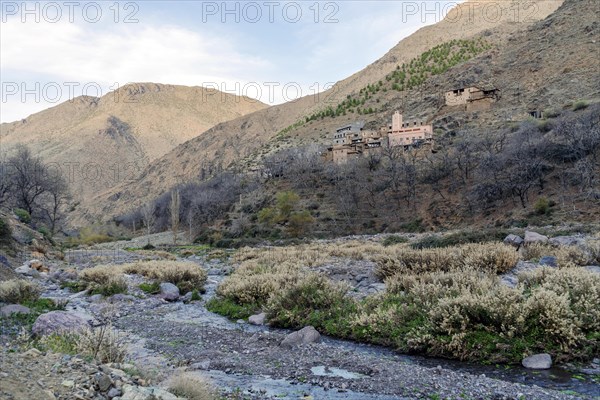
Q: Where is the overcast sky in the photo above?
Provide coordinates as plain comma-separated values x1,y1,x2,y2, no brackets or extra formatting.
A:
0,1,464,122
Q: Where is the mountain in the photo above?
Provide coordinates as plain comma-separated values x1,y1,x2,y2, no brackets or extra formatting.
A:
88,0,567,223
0,83,267,209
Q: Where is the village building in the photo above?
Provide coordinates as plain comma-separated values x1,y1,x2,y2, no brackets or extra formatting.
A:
327,111,433,164
444,85,500,111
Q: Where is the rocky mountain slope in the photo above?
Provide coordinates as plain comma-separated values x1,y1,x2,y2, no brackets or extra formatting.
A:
0,83,267,213
87,0,568,223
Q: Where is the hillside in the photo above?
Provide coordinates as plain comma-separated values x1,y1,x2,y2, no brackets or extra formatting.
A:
0,83,267,215
88,0,565,223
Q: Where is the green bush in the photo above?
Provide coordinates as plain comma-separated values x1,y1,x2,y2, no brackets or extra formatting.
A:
190,289,201,301
411,229,508,249
382,235,408,247
266,274,356,337
573,100,589,111
13,208,31,224
0,217,12,247
139,282,160,294
534,197,550,215
89,277,128,296
206,297,258,320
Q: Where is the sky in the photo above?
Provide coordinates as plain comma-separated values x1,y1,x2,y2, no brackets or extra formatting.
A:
0,0,464,123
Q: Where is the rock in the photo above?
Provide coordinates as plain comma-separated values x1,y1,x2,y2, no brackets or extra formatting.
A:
108,294,136,303
15,265,39,277
549,236,584,247
61,379,75,388
191,360,211,370
539,256,557,267
0,304,31,317
500,275,518,288
248,312,266,326
69,290,89,299
107,387,122,399
522,353,552,369
29,260,49,273
24,348,42,357
94,372,113,392
281,326,321,348
159,283,179,301
32,311,89,336
524,231,548,246
503,234,524,248
90,294,104,303
120,384,179,400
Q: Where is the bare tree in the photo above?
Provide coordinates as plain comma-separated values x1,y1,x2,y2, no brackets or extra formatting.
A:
141,202,156,243
170,189,181,245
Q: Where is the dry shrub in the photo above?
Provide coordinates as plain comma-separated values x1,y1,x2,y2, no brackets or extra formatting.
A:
217,261,306,305
139,250,177,261
122,260,207,293
376,267,600,361
519,267,600,332
80,265,122,285
375,243,518,278
584,239,600,264
80,261,207,293
169,372,218,400
0,279,41,303
77,325,127,363
522,243,591,267
234,245,328,267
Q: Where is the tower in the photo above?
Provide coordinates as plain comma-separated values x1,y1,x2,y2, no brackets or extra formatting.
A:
392,111,403,133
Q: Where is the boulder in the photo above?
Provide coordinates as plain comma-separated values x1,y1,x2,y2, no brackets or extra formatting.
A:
248,312,266,326
281,326,321,348
15,265,39,277
107,388,122,399
522,353,552,369
120,384,180,400
524,231,548,246
159,283,180,301
503,234,524,248
94,372,113,392
0,304,31,317
32,311,89,336
549,236,584,247
539,256,558,267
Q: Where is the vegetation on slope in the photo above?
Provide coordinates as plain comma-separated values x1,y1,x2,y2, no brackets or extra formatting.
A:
306,38,491,120
209,240,600,364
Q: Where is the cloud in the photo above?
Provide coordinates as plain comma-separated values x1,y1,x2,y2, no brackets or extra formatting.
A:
0,16,271,122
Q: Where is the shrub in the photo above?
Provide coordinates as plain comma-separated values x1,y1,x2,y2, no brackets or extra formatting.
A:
382,235,409,247
534,197,550,215
572,100,589,111
0,217,13,247
375,242,519,278
190,289,201,301
521,243,591,267
266,274,356,336
75,326,127,363
122,261,207,293
0,279,41,303
90,277,128,296
139,282,160,294
411,229,508,249
206,297,258,320
13,208,31,224
169,372,218,400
